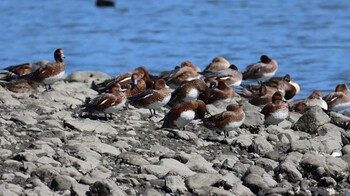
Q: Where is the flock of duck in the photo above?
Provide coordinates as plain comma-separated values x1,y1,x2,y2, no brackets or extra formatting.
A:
1,48,350,137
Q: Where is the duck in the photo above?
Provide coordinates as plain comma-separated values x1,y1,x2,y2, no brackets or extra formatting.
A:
159,61,201,88
104,73,147,98
1,60,50,81
201,80,239,107
324,83,350,112
23,49,66,90
242,55,278,83
202,104,245,137
92,66,154,93
289,90,328,113
161,100,207,130
261,91,289,125
0,79,39,93
203,64,243,88
96,0,115,7
264,74,300,100
75,84,126,120
128,79,172,117
245,84,278,108
202,57,231,73
167,79,208,108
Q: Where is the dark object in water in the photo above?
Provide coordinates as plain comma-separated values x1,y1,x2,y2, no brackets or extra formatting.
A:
96,0,115,7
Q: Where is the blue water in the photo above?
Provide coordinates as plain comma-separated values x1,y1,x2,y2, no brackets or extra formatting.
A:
1,0,350,99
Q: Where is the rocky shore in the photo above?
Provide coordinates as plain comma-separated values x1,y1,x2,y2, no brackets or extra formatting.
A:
1,71,350,196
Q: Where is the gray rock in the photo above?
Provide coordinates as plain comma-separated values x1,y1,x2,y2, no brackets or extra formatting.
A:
30,166,60,184
160,158,196,177
235,134,253,149
325,156,348,179
186,173,224,190
81,166,112,185
142,188,163,196
286,112,302,124
165,175,187,194
192,186,235,196
342,145,350,155
243,111,265,127
186,153,217,173
231,183,255,196
0,183,24,196
232,162,249,178
293,106,330,134
118,152,150,166
279,161,303,182
291,139,324,153
241,100,262,112
50,175,75,191
316,123,343,154
250,136,274,155
150,144,175,155
255,158,279,172
140,165,170,178
170,130,198,140
66,71,111,83
300,152,326,174
89,179,127,196
0,90,21,105
64,119,118,136
243,174,269,193
0,149,12,159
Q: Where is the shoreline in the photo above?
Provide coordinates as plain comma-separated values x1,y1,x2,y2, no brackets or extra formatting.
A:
0,71,350,195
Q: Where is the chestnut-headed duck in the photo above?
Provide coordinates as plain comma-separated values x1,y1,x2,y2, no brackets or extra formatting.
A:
128,79,172,117
161,100,207,130
202,104,245,137
75,84,127,120
261,91,289,125
324,83,350,112
242,55,278,83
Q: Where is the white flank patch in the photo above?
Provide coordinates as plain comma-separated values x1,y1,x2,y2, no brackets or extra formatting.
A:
42,71,65,85
119,76,131,83
184,89,199,101
224,118,245,131
265,110,288,125
174,110,195,128
330,101,350,112
260,70,276,81
103,99,126,113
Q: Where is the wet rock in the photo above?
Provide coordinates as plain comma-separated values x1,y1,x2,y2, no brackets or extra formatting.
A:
165,175,187,194
293,106,330,134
